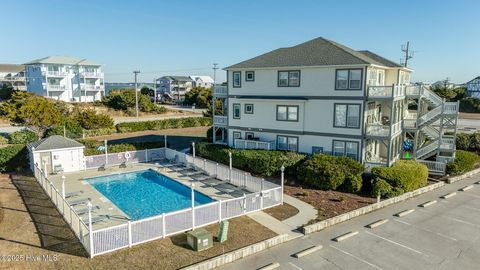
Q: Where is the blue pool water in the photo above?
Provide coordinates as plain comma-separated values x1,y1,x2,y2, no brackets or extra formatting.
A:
86,170,214,220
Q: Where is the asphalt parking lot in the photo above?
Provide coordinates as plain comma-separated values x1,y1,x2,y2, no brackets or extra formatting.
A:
221,176,480,270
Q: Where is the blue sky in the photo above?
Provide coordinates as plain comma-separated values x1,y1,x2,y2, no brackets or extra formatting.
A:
1,0,478,84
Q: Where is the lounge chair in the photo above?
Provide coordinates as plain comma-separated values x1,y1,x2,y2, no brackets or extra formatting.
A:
65,190,84,199
68,198,90,207
53,165,64,174
81,215,108,224
181,169,204,177
98,164,106,171
201,178,223,187
119,162,127,168
75,205,100,216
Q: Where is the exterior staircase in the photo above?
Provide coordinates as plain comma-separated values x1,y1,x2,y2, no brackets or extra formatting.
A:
406,85,459,175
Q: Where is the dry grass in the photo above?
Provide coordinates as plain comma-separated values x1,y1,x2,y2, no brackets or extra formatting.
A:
263,203,299,221
0,173,276,270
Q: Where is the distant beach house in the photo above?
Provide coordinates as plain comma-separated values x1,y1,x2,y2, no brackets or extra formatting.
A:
0,64,26,91
190,75,214,88
25,56,105,102
466,76,480,98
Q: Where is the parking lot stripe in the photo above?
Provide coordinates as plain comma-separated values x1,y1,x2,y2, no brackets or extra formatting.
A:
393,218,457,242
446,216,480,228
288,262,303,270
329,245,383,270
364,231,424,255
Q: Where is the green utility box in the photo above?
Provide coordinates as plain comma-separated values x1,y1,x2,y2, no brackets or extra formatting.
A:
187,229,213,251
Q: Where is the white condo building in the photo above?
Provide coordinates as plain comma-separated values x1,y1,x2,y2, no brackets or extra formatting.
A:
25,56,105,102
212,38,459,175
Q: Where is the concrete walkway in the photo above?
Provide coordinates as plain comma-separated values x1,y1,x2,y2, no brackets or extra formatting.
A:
282,195,317,228
248,195,317,240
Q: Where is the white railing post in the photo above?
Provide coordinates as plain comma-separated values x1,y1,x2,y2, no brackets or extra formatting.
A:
162,213,166,238
191,183,195,230
244,173,247,188
61,175,66,199
87,201,94,258
192,142,196,168
218,201,222,222
260,191,264,209
43,162,48,178
261,178,264,191
128,220,132,247
229,151,232,181
215,163,219,177
280,165,285,205
104,140,108,167
243,193,247,214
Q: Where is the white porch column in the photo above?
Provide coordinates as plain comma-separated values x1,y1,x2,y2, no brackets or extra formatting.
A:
61,175,66,199
87,201,94,258
280,165,285,205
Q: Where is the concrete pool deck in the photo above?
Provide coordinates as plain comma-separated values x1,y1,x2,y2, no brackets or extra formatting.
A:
47,162,249,230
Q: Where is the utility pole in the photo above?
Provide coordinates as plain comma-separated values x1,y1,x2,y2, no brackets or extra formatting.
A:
401,41,413,68
133,70,140,120
153,78,157,104
212,63,218,86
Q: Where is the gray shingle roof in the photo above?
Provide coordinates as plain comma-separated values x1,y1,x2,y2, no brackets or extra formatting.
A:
357,50,403,68
28,135,85,151
161,76,193,82
225,37,403,69
24,56,100,66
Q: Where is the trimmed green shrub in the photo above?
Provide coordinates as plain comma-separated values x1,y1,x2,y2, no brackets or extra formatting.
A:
116,117,212,133
371,160,428,198
460,97,480,113
72,109,114,130
446,150,480,175
0,136,8,145
456,133,472,151
8,130,38,144
297,154,364,192
103,89,167,113
0,144,27,172
194,142,305,177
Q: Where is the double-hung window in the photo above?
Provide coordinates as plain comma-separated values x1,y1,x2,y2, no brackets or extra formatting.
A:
245,71,254,81
233,103,241,119
334,104,360,128
333,140,359,160
278,71,300,87
335,69,362,90
233,71,241,88
277,105,298,121
277,136,298,152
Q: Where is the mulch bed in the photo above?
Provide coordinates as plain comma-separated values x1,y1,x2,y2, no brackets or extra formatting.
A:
284,184,376,222
263,203,299,221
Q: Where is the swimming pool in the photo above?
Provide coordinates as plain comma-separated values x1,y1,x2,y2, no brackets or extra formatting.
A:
86,170,214,220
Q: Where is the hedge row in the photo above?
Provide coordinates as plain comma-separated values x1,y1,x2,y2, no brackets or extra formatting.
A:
0,144,28,172
446,150,480,175
298,154,364,193
116,117,212,133
194,142,305,177
79,139,165,156
456,132,480,153
371,160,428,198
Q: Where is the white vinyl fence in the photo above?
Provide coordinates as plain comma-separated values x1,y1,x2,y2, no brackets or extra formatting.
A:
32,164,92,255
35,147,283,258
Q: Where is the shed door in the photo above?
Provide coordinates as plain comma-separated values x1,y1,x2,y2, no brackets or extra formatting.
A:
40,152,52,174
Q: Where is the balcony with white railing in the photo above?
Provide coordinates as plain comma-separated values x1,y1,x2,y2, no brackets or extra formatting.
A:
81,72,103,78
213,115,228,126
417,160,446,175
444,102,459,115
213,86,228,97
367,85,405,99
43,70,68,77
234,139,275,150
46,85,66,91
81,84,103,91
365,123,389,137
